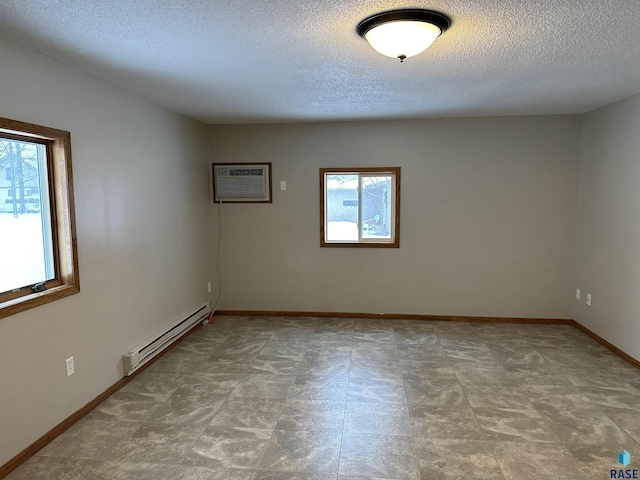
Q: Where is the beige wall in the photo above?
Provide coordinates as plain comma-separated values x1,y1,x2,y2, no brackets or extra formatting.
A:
0,39,211,464
7,30,636,467
209,116,581,318
574,93,640,360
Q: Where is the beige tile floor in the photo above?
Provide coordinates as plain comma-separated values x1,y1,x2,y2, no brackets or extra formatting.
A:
7,316,640,479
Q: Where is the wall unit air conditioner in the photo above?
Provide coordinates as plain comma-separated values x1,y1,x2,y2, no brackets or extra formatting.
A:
212,163,272,203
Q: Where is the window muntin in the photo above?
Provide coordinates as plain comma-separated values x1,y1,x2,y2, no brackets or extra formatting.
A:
321,167,400,248
0,117,79,318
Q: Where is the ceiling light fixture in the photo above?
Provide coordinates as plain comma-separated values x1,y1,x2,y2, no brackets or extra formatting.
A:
356,9,450,62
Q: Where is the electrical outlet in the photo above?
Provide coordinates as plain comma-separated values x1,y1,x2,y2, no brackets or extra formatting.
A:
65,357,75,377
576,288,581,300
207,282,212,293
586,293,592,306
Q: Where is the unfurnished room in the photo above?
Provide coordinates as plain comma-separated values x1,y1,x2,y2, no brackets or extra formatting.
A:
0,1,639,479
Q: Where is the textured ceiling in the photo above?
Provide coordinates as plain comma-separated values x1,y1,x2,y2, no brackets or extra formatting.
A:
0,0,639,124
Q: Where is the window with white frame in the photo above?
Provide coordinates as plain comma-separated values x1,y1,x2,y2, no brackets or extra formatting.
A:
0,117,79,318
320,167,400,247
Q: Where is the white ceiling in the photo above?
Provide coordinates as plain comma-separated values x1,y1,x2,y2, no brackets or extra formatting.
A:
1,1,639,124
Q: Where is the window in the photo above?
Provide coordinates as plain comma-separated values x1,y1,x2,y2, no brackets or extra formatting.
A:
0,117,79,318
320,167,400,247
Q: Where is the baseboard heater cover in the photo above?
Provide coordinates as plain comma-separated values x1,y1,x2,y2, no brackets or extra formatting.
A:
122,303,210,376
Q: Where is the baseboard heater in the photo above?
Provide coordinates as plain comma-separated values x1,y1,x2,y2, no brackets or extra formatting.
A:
122,303,210,376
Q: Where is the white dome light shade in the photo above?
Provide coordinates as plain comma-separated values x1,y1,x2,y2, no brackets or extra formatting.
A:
357,9,450,62
364,21,442,59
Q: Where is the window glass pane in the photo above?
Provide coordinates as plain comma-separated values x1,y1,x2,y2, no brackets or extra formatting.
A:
0,138,54,293
325,174,358,241
361,175,393,239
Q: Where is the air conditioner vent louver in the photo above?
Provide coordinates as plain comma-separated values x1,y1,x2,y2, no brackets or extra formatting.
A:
212,163,271,202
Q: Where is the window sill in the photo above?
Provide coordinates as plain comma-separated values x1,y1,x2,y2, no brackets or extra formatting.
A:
0,285,80,320
321,241,400,248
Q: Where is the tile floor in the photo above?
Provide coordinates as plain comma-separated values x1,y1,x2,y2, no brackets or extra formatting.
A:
7,316,640,479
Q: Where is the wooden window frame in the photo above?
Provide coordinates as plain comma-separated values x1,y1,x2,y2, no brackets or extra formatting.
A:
320,167,401,248
0,117,80,319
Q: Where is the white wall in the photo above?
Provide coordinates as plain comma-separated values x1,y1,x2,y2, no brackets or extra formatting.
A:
209,116,581,318
0,39,211,464
574,93,640,360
